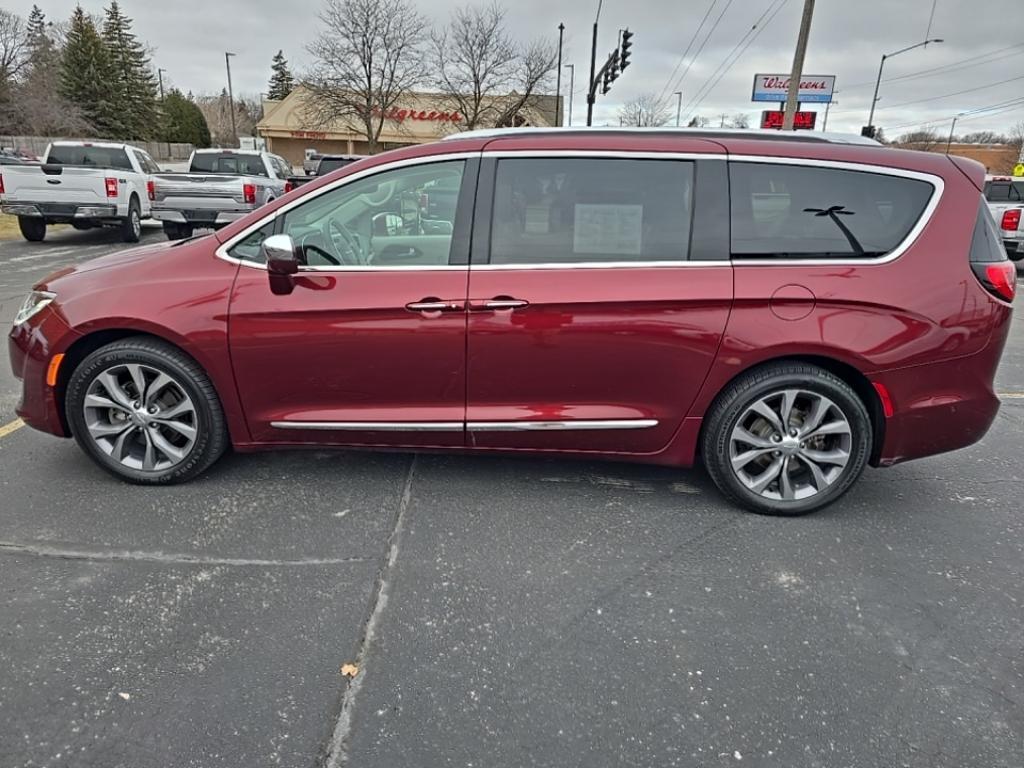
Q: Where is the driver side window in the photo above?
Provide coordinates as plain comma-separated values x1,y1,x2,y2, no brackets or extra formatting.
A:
279,160,465,268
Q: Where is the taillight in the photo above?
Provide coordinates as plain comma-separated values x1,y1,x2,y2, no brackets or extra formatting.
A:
1001,209,1021,231
104,177,118,198
0,173,5,195
146,180,155,201
284,181,294,194
243,183,256,204
971,261,1017,302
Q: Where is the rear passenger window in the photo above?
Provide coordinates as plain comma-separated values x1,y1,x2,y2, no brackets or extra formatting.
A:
729,163,933,259
489,158,694,264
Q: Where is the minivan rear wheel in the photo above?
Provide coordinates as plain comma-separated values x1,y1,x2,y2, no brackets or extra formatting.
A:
66,337,228,484
702,363,872,516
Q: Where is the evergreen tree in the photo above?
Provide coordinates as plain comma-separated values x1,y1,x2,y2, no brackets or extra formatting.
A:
60,7,125,137
267,50,294,101
102,1,159,139
26,5,47,46
161,89,211,148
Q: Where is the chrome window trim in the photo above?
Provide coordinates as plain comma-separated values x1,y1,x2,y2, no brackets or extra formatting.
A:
217,149,943,272
727,155,944,267
215,151,480,269
269,419,658,431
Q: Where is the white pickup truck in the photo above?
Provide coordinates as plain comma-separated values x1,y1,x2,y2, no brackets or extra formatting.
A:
151,149,291,240
984,175,1024,261
0,140,158,242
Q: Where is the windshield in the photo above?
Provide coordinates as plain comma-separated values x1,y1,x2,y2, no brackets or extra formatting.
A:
46,145,132,170
985,180,1024,203
190,152,268,177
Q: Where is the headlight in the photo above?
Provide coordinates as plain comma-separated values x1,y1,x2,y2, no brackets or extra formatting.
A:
13,290,56,326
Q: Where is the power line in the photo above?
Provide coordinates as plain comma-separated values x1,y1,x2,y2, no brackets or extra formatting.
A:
681,0,789,122
661,0,736,108
883,96,1024,132
655,0,718,106
841,44,1024,90
832,73,1024,114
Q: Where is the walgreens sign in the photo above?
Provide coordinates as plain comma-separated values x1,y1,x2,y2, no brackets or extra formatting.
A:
372,106,463,123
751,74,835,103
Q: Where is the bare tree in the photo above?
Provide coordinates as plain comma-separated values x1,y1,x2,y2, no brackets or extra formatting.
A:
0,9,29,104
303,0,426,154
432,3,557,130
619,93,672,127
194,91,261,146
730,113,750,129
895,129,942,151
959,130,1009,145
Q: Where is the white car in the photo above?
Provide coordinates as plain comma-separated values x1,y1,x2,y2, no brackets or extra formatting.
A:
0,141,158,242
984,175,1024,261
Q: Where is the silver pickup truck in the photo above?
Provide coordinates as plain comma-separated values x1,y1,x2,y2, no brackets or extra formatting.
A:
151,149,293,239
984,175,1024,261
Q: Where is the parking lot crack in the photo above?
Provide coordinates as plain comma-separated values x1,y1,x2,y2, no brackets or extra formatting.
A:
322,454,417,768
0,540,367,567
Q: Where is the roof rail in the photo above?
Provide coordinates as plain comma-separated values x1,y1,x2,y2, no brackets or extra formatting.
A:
441,126,880,146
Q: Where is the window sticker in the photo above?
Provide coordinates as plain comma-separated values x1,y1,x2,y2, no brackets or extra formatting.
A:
573,204,643,255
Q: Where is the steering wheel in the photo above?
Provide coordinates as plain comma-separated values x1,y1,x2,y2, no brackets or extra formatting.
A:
322,217,363,266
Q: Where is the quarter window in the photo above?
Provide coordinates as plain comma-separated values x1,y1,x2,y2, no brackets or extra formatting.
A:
489,158,694,264
729,163,933,259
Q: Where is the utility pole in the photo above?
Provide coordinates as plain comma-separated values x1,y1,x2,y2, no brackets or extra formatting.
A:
674,91,682,127
586,1,602,126
946,112,965,153
782,0,815,130
225,52,237,146
565,64,575,126
822,97,835,131
157,68,166,101
555,23,565,126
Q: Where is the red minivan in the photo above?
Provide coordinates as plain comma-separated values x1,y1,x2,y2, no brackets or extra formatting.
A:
8,129,1016,515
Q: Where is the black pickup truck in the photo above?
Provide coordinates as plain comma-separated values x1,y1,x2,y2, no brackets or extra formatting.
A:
288,154,365,190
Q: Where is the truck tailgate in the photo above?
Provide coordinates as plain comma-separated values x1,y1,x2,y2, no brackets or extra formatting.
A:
153,174,248,208
0,166,109,204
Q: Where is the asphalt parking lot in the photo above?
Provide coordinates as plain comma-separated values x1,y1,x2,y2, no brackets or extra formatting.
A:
2,227,1023,768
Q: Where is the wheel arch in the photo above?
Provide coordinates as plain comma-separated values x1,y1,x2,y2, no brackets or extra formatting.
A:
54,327,247,444
696,354,886,465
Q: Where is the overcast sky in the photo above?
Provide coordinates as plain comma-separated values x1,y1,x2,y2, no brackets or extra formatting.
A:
10,0,1024,139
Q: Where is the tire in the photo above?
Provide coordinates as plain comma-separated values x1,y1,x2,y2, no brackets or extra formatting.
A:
18,216,46,242
121,197,141,243
65,337,228,484
163,221,185,240
701,362,872,516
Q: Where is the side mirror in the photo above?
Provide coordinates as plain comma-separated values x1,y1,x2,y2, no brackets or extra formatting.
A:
262,234,299,295
262,234,299,275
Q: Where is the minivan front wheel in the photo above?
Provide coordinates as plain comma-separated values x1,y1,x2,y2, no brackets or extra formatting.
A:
66,337,227,484
702,363,872,516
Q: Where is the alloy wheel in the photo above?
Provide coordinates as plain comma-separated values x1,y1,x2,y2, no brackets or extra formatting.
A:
729,389,852,502
82,363,198,472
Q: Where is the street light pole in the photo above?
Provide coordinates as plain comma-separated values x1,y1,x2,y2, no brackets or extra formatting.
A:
674,91,682,127
867,38,943,134
946,112,965,153
586,0,603,127
555,23,565,126
565,64,575,126
225,52,237,146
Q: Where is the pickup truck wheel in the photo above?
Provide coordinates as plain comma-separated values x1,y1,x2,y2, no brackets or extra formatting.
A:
18,217,46,242
121,198,141,243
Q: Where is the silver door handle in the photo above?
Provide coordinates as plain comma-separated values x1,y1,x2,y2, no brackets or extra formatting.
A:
481,299,529,310
406,300,463,312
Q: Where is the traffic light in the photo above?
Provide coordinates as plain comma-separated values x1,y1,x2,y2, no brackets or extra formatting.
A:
602,67,612,95
620,29,633,71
